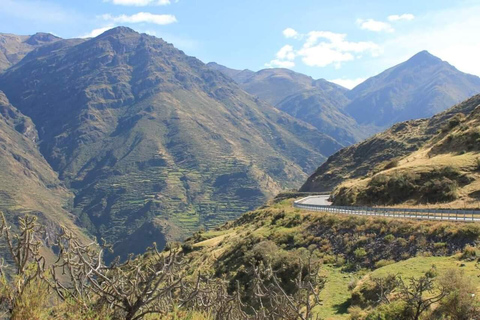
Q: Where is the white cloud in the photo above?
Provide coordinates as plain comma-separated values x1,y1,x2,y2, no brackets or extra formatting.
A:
357,19,394,32
297,31,381,68
265,45,296,68
265,59,295,68
329,78,366,89
80,26,115,38
266,28,381,70
101,12,177,25
266,29,381,69
104,0,171,6
388,14,415,21
276,45,296,60
283,28,299,39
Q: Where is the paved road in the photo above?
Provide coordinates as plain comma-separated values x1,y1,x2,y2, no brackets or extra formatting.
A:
294,195,480,222
296,195,332,206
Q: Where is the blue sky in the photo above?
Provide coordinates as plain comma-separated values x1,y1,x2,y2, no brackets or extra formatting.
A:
1,0,480,88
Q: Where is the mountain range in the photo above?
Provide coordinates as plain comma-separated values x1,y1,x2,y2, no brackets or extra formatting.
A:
1,26,480,258
0,27,341,258
210,51,480,142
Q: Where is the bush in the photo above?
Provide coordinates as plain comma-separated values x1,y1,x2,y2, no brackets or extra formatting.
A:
384,234,395,243
419,177,458,203
435,269,480,319
384,159,400,170
374,259,395,269
460,245,477,260
448,114,465,129
181,242,194,253
354,248,367,260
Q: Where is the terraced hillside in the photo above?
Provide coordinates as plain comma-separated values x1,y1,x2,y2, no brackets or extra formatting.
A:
0,27,342,258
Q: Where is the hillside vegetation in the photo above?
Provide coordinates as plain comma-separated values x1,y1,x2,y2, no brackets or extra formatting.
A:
302,94,480,195
179,198,480,319
330,95,480,208
2,199,480,319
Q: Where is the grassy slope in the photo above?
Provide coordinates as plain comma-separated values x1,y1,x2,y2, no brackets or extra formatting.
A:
302,94,480,194
181,198,480,319
331,95,480,208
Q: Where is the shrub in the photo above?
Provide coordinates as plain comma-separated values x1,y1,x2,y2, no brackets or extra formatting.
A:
374,259,395,269
460,245,477,260
448,114,465,129
435,269,480,319
419,177,458,203
384,159,400,170
354,248,367,260
181,242,194,253
384,234,395,243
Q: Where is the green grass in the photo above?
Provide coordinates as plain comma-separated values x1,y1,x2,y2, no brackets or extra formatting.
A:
316,266,353,320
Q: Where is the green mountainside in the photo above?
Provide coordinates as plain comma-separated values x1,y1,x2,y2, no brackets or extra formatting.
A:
0,27,342,258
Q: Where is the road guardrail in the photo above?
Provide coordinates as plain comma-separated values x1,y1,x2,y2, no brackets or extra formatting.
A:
293,199,480,222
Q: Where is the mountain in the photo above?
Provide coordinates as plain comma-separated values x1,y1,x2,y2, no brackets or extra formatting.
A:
0,27,342,258
0,91,89,244
345,51,480,128
302,94,480,208
206,62,255,84
0,32,61,72
212,52,480,144
212,66,349,107
209,65,368,145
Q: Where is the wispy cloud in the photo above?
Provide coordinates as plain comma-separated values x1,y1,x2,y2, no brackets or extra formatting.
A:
265,59,295,68
101,12,177,25
388,14,415,21
357,19,394,32
0,0,80,24
80,26,115,38
104,0,171,6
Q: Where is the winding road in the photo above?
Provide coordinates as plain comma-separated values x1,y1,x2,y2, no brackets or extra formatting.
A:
294,195,480,222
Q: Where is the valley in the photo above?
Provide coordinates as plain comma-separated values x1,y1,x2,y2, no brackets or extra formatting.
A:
0,5,480,316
